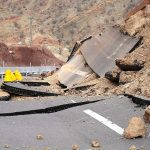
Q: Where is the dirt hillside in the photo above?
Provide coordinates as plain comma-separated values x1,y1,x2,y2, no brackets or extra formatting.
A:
0,0,140,48
0,43,63,66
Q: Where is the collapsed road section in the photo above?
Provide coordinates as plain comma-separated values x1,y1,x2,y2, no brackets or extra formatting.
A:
0,96,149,150
124,94,150,105
80,27,141,76
1,82,59,97
56,27,141,88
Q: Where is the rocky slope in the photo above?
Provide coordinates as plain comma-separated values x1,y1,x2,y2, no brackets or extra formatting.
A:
0,0,140,48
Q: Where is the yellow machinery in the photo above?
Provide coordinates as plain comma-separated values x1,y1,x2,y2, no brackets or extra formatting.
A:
4,69,23,82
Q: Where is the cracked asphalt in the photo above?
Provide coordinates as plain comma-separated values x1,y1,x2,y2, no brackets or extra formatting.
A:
0,96,149,150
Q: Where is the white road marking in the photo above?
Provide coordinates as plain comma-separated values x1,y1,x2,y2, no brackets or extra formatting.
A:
71,100,76,103
83,109,124,135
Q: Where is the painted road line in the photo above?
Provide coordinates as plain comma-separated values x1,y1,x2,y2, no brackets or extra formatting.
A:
71,100,76,103
83,109,124,135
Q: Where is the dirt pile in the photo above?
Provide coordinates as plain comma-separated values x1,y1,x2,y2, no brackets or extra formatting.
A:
109,10,150,97
51,8,150,98
0,43,63,66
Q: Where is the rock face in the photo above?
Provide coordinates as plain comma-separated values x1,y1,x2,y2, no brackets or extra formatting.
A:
124,117,146,139
143,105,150,123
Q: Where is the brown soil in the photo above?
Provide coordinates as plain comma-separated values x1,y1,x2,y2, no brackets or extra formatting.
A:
0,43,63,66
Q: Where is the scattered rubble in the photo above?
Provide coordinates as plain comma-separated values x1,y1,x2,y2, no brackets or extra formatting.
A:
91,140,101,148
124,117,147,139
4,144,10,148
143,105,150,123
36,134,44,140
72,144,80,150
129,145,137,150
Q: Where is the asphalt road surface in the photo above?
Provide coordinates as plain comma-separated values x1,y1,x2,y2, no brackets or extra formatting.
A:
0,96,149,150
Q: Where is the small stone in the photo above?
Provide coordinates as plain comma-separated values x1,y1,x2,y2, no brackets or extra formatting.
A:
72,144,79,150
143,105,150,123
124,117,147,139
129,145,137,150
91,140,100,148
36,134,44,140
4,144,10,148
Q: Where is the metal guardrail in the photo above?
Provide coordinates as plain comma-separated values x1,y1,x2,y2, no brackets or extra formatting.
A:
0,66,58,75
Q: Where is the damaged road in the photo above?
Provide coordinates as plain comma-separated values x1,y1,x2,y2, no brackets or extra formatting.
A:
1,82,59,97
55,26,141,89
0,96,149,150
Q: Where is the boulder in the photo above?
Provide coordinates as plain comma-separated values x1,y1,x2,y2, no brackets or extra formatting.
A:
116,59,144,71
105,70,120,83
124,117,146,139
143,105,150,123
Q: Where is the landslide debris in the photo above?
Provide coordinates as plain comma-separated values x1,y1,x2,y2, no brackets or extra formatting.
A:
63,9,150,98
